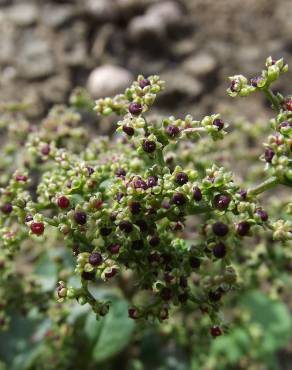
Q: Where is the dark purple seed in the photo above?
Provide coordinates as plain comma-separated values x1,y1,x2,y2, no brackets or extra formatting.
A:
81,271,95,280
105,268,117,279
214,194,231,210
135,219,148,232
116,192,124,202
149,235,160,246
122,125,135,136
279,120,292,130
132,239,144,250
178,292,189,303
142,140,156,153
213,242,226,258
139,78,151,89
74,211,87,225
213,118,224,130
108,243,121,254
236,221,250,236
129,102,143,115
264,148,274,163
128,307,139,319
119,220,133,233
212,222,229,237
230,80,238,93
1,203,13,214
256,208,269,222
238,190,247,200
41,144,50,155
160,287,172,301
147,176,158,187
172,192,186,206
193,186,202,201
129,201,141,214
161,253,172,265
89,252,103,266
148,252,160,264
115,168,126,177
100,227,112,236
175,172,189,185
208,290,222,302
87,167,94,175
166,125,180,138
179,276,188,288
210,326,222,337
133,178,148,190
189,256,201,268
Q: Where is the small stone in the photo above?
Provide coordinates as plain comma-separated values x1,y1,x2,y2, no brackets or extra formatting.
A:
183,53,217,79
87,65,133,98
7,4,38,27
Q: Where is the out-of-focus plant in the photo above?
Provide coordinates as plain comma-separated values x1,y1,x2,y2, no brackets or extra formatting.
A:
0,57,291,370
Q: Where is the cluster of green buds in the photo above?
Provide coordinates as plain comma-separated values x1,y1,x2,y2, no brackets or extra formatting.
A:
0,58,291,339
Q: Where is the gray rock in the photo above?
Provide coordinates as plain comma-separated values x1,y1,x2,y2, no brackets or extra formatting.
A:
146,1,182,26
127,13,165,42
16,31,56,80
41,4,77,28
6,4,38,27
40,74,72,103
85,0,118,21
87,65,133,98
183,53,217,79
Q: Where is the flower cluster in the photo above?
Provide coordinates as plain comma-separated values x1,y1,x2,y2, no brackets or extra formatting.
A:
0,57,291,340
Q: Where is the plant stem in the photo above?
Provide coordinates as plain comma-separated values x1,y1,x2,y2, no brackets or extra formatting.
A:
247,176,278,196
263,88,280,112
82,280,96,308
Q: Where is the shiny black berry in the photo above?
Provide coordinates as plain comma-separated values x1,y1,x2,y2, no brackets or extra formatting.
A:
175,172,189,185
129,102,143,115
210,326,222,337
212,222,229,237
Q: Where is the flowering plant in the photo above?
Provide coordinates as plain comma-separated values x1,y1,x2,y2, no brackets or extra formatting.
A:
0,57,291,369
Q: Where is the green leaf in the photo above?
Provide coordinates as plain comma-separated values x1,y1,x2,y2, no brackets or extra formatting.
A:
33,252,57,291
86,299,135,362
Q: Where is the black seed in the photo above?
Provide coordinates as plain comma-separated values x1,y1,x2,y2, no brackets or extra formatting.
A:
175,172,189,185
142,139,156,153
129,201,141,214
160,287,172,301
236,221,250,236
213,118,224,130
139,78,151,89
212,222,229,237
119,221,133,233
149,235,160,246
100,227,112,236
81,271,95,280
74,211,87,225
213,242,226,258
133,178,148,190
129,102,143,115
135,219,148,232
214,194,231,210
166,125,180,138
208,290,222,302
122,125,135,136
172,192,186,206
193,186,202,201
1,203,13,214
147,175,158,187
189,256,201,268
264,148,274,163
115,168,126,177
256,208,269,222
89,252,103,266
132,239,144,250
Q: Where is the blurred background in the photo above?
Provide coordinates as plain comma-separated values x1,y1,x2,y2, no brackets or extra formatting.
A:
0,0,291,122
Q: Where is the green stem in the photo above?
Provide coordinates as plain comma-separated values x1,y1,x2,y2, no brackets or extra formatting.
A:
247,176,278,196
263,88,280,112
81,280,96,308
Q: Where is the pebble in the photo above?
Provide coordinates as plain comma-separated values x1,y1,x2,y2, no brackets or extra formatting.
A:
87,65,133,98
183,53,217,79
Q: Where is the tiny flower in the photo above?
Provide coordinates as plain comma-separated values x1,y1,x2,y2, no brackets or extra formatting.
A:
115,168,126,177
193,186,202,201
142,139,156,153
15,174,28,182
213,242,226,258
172,192,186,206
30,222,45,235
129,102,143,115
212,222,229,236
264,148,274,163
175,172,189,185
250,76,265,87
57,196,70,209
133,178,148,190
74,211,87,225
89,252,103,266
213,118,224,130
236,221,250,236
122,125,135,136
